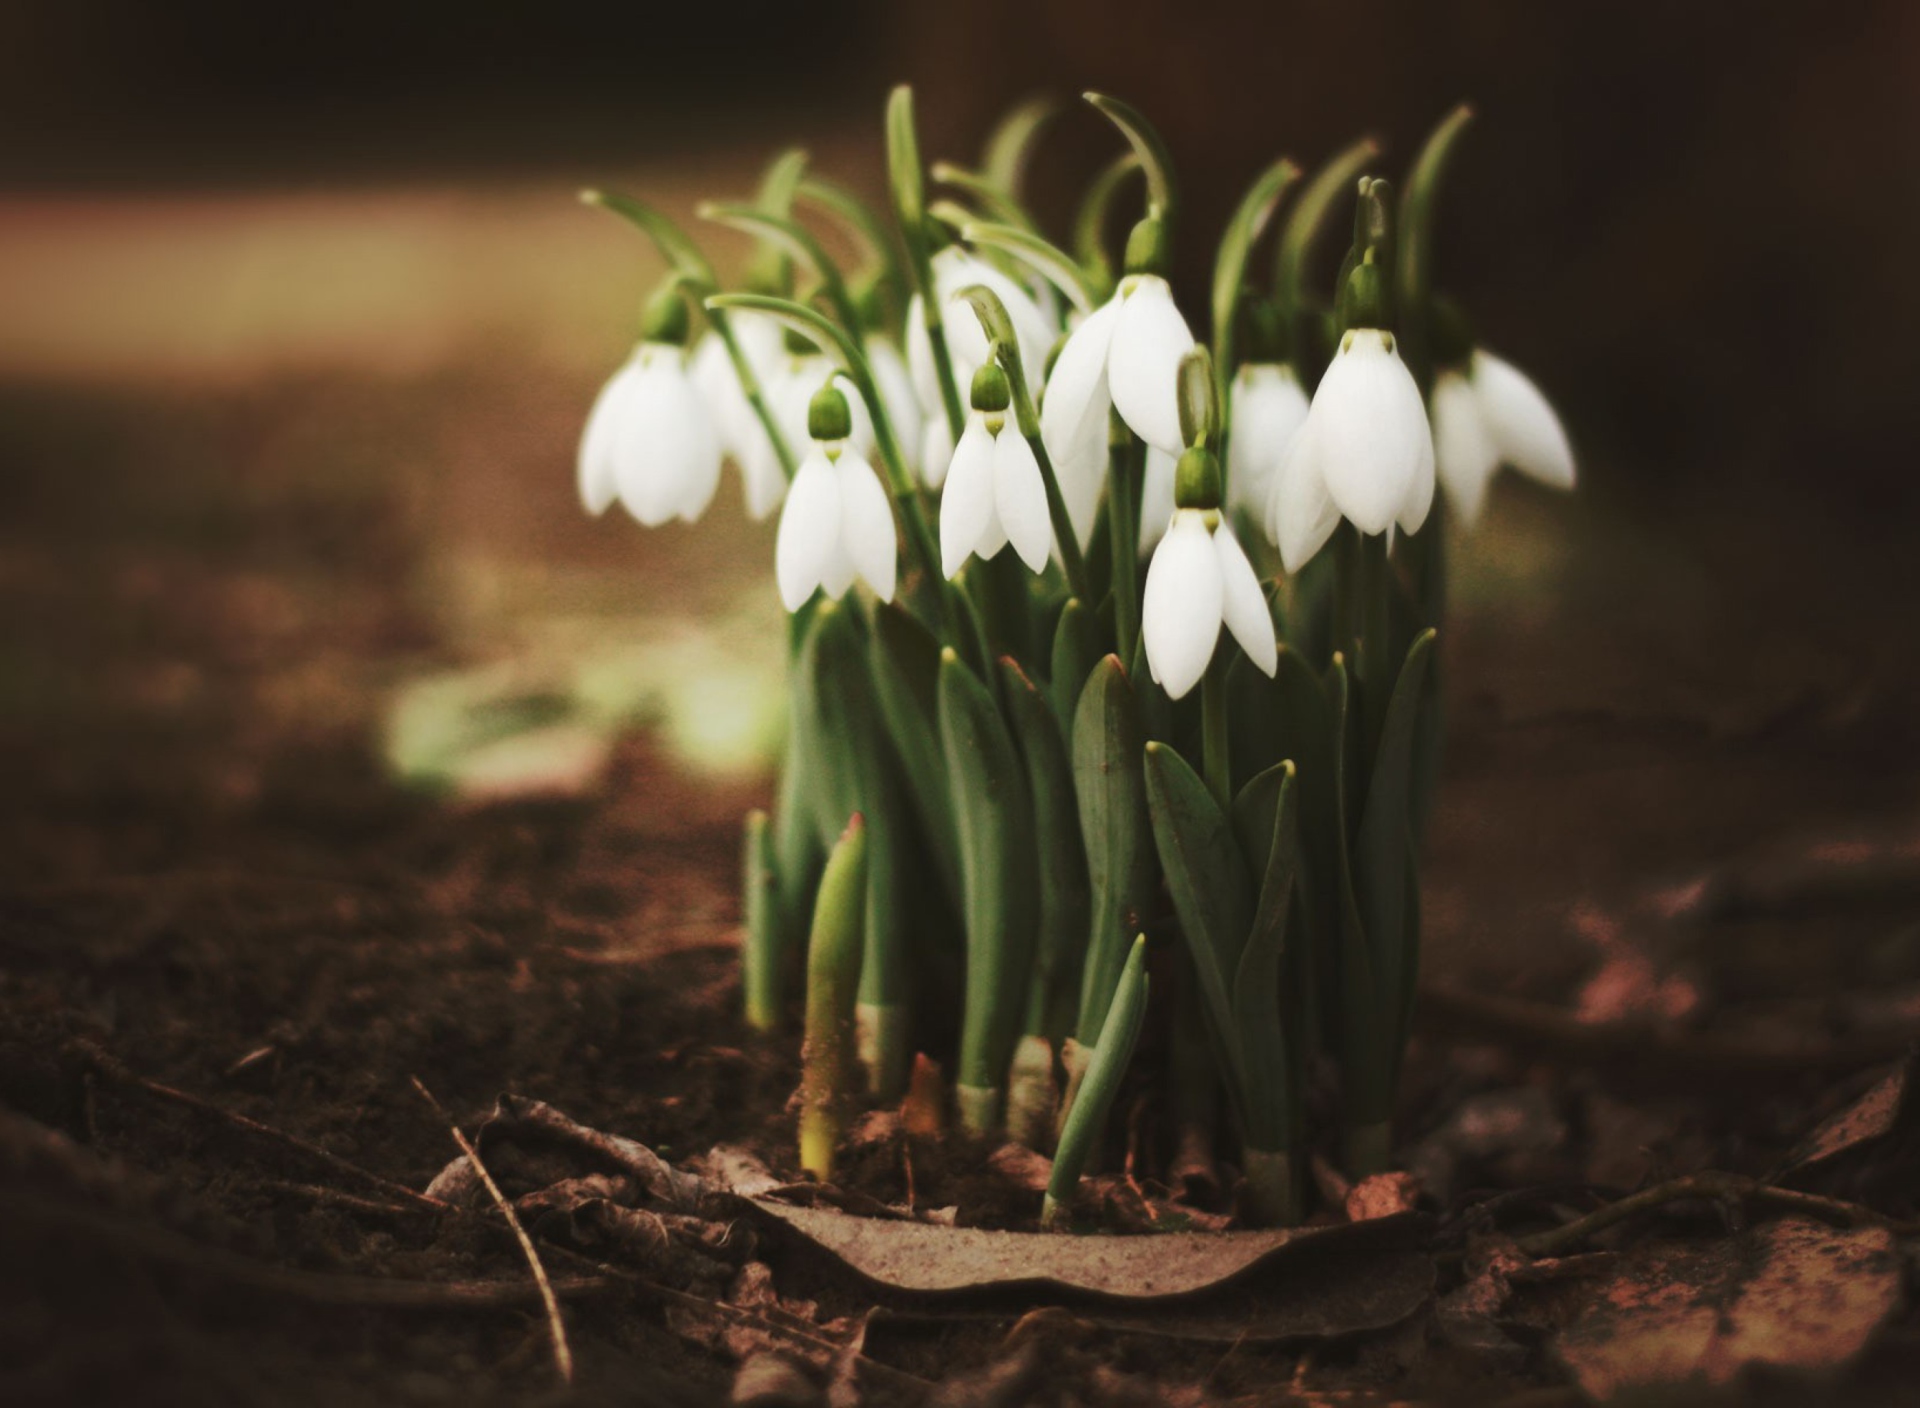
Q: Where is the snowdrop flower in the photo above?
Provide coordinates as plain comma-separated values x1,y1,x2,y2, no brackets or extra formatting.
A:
1269,324,1434,573
906,247,1056,424
768,345,875,462
690,315,787,519
939,363,1051,577
1040,220,1196,534
1141,447,1277,700
1137,446,1176,558
578,286,723,527
1226,362,1309,522
1431,351,1575,527
774,385,898,611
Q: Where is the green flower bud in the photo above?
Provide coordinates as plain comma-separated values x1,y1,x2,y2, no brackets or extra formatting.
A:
784,323,817,356
969,361,1012,414
1340,250,1392,333
1173,445,1222,511
809,383,853,442
1122,216,1170,278
640,281,691,346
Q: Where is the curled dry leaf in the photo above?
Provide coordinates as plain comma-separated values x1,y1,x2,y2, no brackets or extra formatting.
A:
1553,1216,1905,1401
1778,1053,1916,1185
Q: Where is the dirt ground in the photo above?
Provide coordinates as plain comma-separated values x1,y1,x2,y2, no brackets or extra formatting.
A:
2,301,1918,1400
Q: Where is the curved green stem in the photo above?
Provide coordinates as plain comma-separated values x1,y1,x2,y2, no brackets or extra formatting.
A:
1084,92,1178,227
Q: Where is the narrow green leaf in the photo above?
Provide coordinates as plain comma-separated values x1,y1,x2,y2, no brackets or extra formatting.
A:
1049,598,1102,738
867,603,961,905
1230,764,1298,1151
1084,92,1177,222
1329,652,1391,1129
799,815,867,1180
755,147,809,214
1212,158,1302,389
1143,741,1253,1108
885,85,927,235
939,648,1038,1130
960,221,1096,313
1000,659,1091,1044
1271,138,1380,355
1354,628,1436,1043
932,162,1037,231
1070,657,1156,1045
1073,153,1142,302
1396,104,1474,386
982,95,1060,198
699,203,861,333
741,809,781,1032
796,176,896,272
1043,935,1147,1227
579,189,715,284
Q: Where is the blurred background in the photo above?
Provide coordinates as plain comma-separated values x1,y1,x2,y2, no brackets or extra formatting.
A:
1,0,1915,924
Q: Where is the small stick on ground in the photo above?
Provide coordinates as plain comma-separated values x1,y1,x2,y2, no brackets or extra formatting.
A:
1515,1169,1920,1258
75,1040,446,1213
411,1077,573,1387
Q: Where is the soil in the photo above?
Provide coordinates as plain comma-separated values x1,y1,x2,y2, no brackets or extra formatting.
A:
3,367,1918,1405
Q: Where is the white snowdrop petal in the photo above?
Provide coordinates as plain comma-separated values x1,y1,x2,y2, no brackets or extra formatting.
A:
940,417,1000,578
740,434,788,520
775,451,841,611
920,413,956,490
937,250,1055,394
612,351,697,526
866,337,922,473
1141,511,1224,701
1397,408,1437,537
655,362,724,523
1473,351,1575,491
689,333,742,447
905,293,941,414
992,427,1053,573
1227,363,1309,519
836,451,899,603
1214,524,1277,677
1040,298,1120,524
1432,369,1499,527
1137,446,1177,558
1272,417,1343,574
1107,277,1195,455
577,356,640,516
1311,330,1430,536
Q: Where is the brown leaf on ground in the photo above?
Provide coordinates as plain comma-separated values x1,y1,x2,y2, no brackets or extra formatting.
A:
1434,1236,1530,1358
1553,1216,1905,1400
986,1141,1053,1194
1346,1171,1421,1223
1778,1054,1914,1180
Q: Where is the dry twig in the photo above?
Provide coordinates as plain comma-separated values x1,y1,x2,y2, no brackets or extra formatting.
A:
411,1077,574,1386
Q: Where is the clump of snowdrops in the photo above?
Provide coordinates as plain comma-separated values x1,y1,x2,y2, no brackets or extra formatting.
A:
576,90,1573,1226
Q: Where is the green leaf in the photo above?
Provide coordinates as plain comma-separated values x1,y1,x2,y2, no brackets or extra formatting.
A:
1143,741,1253,1109
1043,934,1147,1227
867,603,962,905
1212,157,1301,388
1049,598,1103,737
1000,659,1091,1043
1272,138,1379,357
885,85,927,236
1231,764,1299,1151
699,202,861,331
579,189,715,284
1070,657,1156,1045
1084,92,1178,222
939,648,1038,1120
796,176,897,275
960,221,1096,313
1073,153,1142,302
742,809,781,1032
1353,628,1436,1046
931,162,1038,232
1395,104,1474,386
799,815,868,1180
982,95,1060,198
1329,653,1391,1126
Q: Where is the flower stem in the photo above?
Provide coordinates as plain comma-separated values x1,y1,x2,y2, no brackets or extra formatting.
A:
1359,529,1392,758
708,308,798,479
1201,652,1232,810
799,816,868,1181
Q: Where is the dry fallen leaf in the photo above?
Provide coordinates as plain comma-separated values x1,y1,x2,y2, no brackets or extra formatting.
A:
1553,1216,1904,1400
1779,1054,1913,1180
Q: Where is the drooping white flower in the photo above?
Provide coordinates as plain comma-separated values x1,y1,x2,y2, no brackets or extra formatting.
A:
773,393,898,612
769,353,875,461
690,318,787,519
1141,510,1277,700
1431,350,1575,527
1137,446,1176,558
578,341,723,527
1040,273,1196,545
865,335,923,478
920,413,956,490
1226,362,1309,522
905,248,1056,418
1268,328,1434,572
939,411,1052,577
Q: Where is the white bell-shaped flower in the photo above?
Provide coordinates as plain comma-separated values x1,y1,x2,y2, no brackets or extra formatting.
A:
1137,446,1177,558
939,362,1052,576
1226,362,1309,522
690,317,787,519
769,353,874,461
1040,272,1196,504
906,248,1055,418
1268,327,1434,572
920,412,956,490
774,387,898,612
1431,350,1575,527
1142,509,1278,701
578,340,723,527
